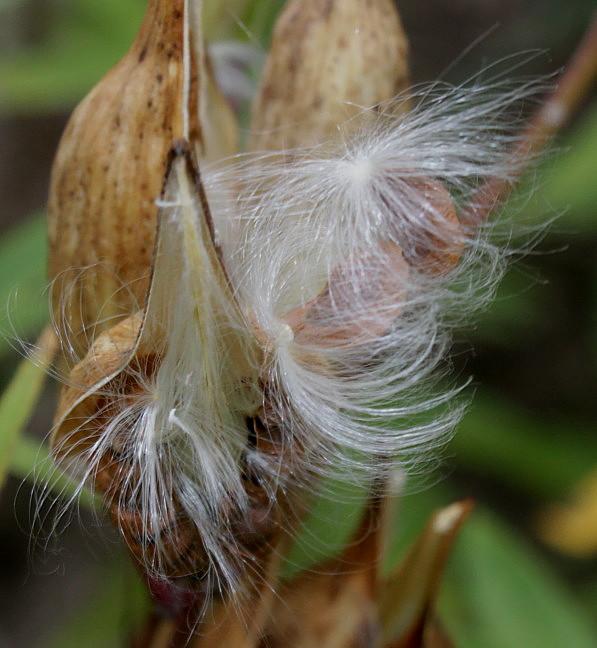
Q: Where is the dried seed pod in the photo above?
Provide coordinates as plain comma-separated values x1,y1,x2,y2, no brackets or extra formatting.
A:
379,500,472,646
51,312,144,468
51,143,303,592
47,0,186,358
249,0,410,151
47,0,237,359
52,313,207,582
52,309,288,584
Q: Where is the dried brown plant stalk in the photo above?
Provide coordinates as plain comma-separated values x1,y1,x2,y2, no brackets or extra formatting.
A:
465,9,597,226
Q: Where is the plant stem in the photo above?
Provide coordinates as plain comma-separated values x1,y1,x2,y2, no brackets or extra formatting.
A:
464,9,597,225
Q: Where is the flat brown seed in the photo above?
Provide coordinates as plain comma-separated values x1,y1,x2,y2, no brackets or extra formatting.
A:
286,241,410,347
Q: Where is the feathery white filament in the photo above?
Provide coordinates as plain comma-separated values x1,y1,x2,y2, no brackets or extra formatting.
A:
51,79,542,592
201,81,539,478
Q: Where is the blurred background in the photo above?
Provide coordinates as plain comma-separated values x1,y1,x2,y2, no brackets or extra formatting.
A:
0,0,596,646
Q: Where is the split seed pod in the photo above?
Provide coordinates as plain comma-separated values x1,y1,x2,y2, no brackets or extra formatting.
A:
47,0,236,360
48,0,417,597
52,142,301,591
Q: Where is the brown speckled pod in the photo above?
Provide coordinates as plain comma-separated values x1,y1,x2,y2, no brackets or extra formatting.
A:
249,0,410,151
47,0,237,359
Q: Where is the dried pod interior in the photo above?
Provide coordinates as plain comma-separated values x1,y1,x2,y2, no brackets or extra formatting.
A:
52,144,307,591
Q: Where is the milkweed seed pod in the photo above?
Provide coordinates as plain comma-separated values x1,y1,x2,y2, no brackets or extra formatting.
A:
48,0,539,616
246,0,461,280
249,0,410,152
52,143,300,591
48,0,416,600
46,0,265,595
47,0,237,361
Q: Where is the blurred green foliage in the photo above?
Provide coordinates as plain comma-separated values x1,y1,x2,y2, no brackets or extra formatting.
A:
0,0,146,112
46,558,149,648
0,0,596,646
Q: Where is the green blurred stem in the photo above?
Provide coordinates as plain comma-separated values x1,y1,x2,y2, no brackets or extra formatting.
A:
0,325,56,491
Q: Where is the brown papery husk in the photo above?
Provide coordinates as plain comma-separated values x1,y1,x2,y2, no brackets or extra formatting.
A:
249,0,410,152
47,0,237,360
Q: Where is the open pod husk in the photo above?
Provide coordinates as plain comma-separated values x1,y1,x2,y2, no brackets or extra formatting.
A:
47,0,237,360
51,144,302,598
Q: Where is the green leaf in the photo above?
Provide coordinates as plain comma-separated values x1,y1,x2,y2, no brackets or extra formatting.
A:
203,0,258,40
519,104,597,232
580,579,597,621
243,0,287,47
386,489,597,648
440,508,597,648
0,0,287,113
453,394,597,499
281,477,369,579
0,0,145,112
0,215,47,357
542,105,597,231
470,269,550,348
46,555,149,648
0,327,54,491
9,434,97,509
